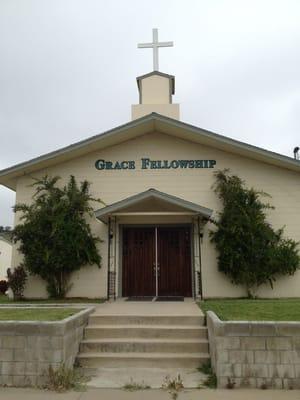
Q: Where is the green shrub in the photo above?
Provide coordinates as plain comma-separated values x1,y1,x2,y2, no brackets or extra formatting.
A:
13,175,103,298
210,170,300,298
7,266,27,300
0,280,8,294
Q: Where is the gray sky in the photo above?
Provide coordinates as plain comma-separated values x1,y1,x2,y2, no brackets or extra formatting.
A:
1,0,300,226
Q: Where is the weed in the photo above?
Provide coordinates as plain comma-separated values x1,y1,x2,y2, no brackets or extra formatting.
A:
226,377,235,389
44,364,87,392
197,360,212,375
123,378,150,391
202,373,217,389
161,374,184,399
260,382,268,390
197,360,217,389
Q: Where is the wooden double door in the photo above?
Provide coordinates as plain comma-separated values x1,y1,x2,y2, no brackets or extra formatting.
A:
122,226,192,297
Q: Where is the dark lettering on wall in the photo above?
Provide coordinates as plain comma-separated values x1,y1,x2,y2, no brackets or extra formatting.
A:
95,159,136,170
95,158,217,170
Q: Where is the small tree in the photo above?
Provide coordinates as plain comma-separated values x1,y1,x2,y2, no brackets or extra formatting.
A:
13,175,102,298
210,170,300,298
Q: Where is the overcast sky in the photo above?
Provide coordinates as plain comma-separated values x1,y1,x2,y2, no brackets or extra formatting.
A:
0,0,300,226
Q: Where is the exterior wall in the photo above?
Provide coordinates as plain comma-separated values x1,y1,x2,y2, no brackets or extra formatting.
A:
140,75,171,104
12,131,300,298
0,239,12,280
207,311,300,389
0,306,94,387
132,75,180,119
131,103,180,120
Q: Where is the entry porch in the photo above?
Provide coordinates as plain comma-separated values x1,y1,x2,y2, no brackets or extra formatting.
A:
95,189,213,300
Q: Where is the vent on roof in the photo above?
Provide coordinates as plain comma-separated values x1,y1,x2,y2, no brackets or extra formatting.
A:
294,147,299,160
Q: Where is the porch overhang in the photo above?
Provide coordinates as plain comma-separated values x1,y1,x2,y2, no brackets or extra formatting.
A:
94,188,213,224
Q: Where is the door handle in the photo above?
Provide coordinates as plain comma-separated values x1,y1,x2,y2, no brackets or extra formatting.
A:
153,264,160,276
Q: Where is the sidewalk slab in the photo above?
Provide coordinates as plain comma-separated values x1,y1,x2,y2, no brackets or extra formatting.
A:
0,387,299,400
87,367,205,388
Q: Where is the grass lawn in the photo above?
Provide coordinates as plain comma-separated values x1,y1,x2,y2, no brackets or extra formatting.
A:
0,308,83,321
199,299,300,321
0,295,105,304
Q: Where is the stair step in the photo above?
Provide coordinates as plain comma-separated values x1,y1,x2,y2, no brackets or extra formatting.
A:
77,352,210,368
89,314,205,326
84,325,208,339
80,338,209,353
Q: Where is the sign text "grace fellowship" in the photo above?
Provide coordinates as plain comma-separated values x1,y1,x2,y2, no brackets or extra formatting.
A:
95,158,217,170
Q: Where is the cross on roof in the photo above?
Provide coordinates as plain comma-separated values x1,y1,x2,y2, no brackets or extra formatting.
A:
138,28,173,71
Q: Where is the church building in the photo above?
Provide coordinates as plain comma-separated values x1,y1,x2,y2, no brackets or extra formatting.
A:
0,30,299,299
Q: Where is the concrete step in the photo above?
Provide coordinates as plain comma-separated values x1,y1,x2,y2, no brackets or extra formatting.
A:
80,338,209,353
77,352,210,368
88,314,205,326
84,325,208,340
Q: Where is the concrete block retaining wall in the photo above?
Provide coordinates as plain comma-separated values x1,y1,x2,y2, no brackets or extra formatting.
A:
0,306,94,387
207,311,300,389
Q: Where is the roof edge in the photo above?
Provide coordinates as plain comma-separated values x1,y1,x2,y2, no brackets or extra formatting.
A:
0,113,156,184
0,235,13,245
0,112,300,190
95,188,213,223
152,113,300,170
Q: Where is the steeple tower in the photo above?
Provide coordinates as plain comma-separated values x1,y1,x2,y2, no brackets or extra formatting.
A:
132,29,180,120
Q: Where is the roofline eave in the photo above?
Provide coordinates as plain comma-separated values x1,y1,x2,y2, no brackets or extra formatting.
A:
0,113,299,188
94,188,213,224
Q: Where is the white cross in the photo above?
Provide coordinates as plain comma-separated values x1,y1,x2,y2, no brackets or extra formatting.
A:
138,28,173,71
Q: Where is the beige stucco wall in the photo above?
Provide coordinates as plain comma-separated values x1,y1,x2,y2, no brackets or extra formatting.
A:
132,75,179,120
0,239,12,280
140,75,171,104
131,103,180,120
11,131,300,298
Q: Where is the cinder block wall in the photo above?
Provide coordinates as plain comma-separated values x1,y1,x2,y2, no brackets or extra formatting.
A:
0,307,94,387
207,311,300,389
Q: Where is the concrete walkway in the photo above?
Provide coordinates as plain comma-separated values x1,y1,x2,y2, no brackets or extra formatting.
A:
0,387,299,399
92,299,204,316
87,367,206,388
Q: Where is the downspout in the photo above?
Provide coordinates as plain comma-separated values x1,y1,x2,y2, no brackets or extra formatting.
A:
114,216,117,300
197,217,203,299
106,217,111,300
191,222,196,299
